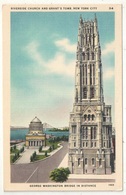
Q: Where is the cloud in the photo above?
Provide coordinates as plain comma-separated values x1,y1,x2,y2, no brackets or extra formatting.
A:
24,41,44,66
103,67,114,80
102,41,115,56
55,38,76,53
24,40,75,77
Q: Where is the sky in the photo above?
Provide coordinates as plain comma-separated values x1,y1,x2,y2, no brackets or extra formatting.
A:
11,11,115,127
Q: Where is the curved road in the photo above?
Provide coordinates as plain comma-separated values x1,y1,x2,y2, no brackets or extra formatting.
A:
11,142,68,183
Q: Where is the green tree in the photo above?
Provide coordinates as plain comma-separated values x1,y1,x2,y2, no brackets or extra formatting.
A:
45,151,48,157
50,167,70,183
30,155,33,162
14,145,16,150
49,146,52,152
39,146,43,152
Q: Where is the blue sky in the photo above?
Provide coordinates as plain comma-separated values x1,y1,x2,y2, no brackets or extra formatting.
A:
11,11,115,127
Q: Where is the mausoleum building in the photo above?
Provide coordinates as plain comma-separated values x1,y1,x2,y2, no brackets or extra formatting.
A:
25,116,46,148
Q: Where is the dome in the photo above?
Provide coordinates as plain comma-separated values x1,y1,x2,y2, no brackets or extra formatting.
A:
31,116,42,123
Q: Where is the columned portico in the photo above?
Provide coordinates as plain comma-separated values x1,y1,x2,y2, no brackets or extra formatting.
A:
29,140,43,147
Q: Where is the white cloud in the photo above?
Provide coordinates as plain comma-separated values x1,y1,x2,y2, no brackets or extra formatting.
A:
24,41,44,66
102,41,115,56
46,52,75,77
103,67,114,80
24,40,75,77
55,38,76,53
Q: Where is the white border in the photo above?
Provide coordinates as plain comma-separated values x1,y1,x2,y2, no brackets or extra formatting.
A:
0,0,126,195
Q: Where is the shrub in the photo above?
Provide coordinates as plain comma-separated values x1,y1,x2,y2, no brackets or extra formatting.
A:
50,167,70,183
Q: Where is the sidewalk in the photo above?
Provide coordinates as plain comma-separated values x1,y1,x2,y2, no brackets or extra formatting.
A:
15,143,63,164
58,153,68,168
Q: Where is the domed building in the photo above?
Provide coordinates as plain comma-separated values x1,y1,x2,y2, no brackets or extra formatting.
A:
25,117,46,148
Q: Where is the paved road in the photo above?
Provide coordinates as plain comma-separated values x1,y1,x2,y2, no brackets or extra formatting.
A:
11,142,68,183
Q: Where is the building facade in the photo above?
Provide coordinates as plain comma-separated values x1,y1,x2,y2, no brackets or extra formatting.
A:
68,15,114,174
26,116,46,147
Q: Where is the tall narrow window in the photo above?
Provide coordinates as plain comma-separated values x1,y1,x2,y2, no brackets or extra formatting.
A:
74,142,76,147
83,87,87,99
92,158,95,165
99,159,102,166
94,127,97,139
72,126,76,134
85,64,87,85
92,114,95,121
93,64,95,84
85,158,87,165
87,52,89,60
90,87,95,99
92,52,94,60
78,158,81,166
83,127,88,139
83,53,85,61
91,127,93,139
90,64,92,85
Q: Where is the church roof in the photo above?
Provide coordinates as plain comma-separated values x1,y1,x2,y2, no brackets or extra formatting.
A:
31,116,42,123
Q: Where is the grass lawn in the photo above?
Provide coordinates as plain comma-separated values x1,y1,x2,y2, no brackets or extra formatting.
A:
10,148,20,154
10,154,20,163
39,141,60,153
34,155,50,161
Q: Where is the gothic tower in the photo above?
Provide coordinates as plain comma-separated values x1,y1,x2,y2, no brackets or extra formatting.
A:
68,15,114,174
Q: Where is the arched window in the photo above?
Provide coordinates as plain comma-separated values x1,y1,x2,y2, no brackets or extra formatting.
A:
92,114,94,121
84,114,87,121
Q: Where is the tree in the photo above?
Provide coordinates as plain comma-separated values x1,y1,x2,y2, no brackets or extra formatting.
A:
49,146,52,152
30,155,33,162
45,151,48,157
39,146,43,152
14,145,16,150
50,167,70,183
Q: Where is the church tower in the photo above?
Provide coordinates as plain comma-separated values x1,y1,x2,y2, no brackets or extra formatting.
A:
68,15,114,174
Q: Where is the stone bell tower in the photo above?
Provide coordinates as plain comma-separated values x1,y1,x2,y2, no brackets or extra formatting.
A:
68,15,114,174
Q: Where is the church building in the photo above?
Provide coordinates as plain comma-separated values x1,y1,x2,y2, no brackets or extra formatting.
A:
25,116,46,148
68,15,114,174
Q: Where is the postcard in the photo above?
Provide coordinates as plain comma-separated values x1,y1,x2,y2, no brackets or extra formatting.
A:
3,4,122,191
